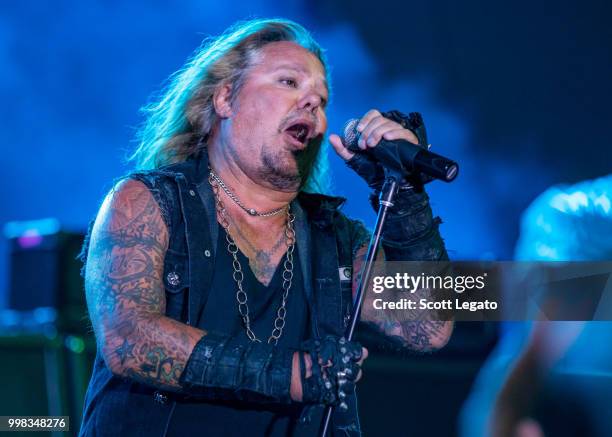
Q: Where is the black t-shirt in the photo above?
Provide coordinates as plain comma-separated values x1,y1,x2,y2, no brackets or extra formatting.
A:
167,226,308,436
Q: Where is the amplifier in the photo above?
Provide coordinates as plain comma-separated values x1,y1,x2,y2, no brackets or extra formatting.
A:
5,219,87,333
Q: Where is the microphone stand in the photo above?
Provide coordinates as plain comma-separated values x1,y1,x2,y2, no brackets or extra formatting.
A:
318,172,401,437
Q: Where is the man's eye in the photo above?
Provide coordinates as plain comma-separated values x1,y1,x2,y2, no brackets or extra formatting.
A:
280,78,298,88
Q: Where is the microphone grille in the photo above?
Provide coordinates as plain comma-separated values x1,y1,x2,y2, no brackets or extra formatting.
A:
342,119,360,151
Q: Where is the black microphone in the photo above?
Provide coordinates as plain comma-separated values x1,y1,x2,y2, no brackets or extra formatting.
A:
342,119,459,182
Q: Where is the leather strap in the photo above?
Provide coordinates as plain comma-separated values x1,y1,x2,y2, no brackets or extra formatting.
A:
180,332,295,403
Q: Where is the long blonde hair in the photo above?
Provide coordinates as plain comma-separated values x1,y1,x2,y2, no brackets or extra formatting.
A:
130,18,331,193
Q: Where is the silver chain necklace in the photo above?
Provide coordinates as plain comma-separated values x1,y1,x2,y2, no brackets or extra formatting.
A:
209,171,296,345
209,169,287,217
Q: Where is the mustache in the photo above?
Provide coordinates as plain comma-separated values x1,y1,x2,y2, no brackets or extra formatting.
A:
278,113,319,132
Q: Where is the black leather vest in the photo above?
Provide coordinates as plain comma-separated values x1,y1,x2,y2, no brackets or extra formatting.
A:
79,154,370,437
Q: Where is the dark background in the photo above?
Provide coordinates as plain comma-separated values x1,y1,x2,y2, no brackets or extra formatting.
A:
0,1,610,435
2,0,610,293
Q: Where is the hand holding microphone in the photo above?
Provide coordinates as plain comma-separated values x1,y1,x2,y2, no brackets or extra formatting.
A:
329,109,458,190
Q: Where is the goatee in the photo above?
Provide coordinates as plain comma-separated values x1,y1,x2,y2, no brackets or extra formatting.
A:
258,135,322,191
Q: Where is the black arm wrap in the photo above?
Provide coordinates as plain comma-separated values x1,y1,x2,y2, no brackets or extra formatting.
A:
349,109,448,262
371,189,448,262
299,336,363,409
180,332,294,404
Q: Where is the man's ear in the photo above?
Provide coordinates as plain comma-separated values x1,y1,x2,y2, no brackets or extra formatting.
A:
213,83,234,118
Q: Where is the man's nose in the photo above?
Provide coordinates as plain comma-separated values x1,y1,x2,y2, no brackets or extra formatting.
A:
298,90,323,113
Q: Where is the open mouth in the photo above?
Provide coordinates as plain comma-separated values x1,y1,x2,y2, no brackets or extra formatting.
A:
284,121,314,147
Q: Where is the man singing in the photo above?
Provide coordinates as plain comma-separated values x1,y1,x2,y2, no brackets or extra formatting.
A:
79,18,452,436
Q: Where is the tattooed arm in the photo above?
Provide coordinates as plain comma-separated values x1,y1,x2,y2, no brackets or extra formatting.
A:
85,179,204,390
355,246,454,352
86,179,310,401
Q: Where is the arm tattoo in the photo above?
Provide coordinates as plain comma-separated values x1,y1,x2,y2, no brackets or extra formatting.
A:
85,179,204,390
353,246,453,352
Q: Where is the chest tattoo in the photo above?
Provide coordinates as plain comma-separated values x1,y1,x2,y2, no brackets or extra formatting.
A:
228,218,287,286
